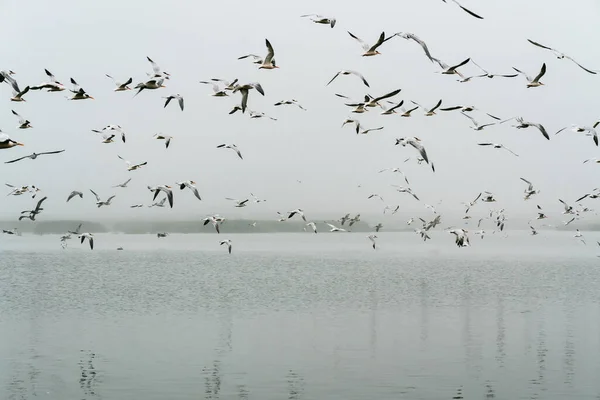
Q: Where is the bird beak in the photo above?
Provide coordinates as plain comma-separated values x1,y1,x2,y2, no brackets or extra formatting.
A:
16,143,24,146
89,96,95,100
191,181,196,184
161,85,166,88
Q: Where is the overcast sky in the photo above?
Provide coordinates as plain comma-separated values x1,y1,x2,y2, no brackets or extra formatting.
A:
0,0,599,226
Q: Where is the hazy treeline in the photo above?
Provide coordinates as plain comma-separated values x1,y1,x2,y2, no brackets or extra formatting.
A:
1,219,375,234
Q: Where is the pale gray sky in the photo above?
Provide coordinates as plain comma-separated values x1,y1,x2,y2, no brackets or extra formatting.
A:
1,0,599,225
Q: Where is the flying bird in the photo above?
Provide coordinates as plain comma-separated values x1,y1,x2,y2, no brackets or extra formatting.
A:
0,132,24,149
217,144,243,159
347,31,395,56
66,191,83,202
300,14,336,28
504,117,550,140
327,70,369,87
259,39,279,69
394,32,435,62
163,94,184,111
395,137,430,165
19,196,48,221
30,69,66,92
12,110,32,129
441,0,483,19
512,63,547,88
410,99,443,116
274,99,306,110
113,178,132,188
153,133,173,148
5,150,65,164
288,209,307,221
477,143,519,156
326,222,347,232
220,239,233,254
8,79,30,102
117,155,147,171
148,185,174,208
432,57,470,78
89,189,116,208
367,234,378,250
146,56,171,80
306,222,318,233
176,181,202,200
527,39,597,74
232,82,265,113
68,78,94,100
79,233,94,250
105,75,133,91
134,78,166,96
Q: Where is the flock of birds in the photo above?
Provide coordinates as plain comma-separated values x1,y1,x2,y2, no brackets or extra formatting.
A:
1,3,599,253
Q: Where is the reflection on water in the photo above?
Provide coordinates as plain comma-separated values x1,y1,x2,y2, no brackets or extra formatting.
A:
1,234,600,399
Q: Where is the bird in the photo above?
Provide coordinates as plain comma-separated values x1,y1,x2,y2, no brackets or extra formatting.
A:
134,78,166,96
288,209,307,222
220,239,233,254
327,70,369,87
249,110,277,120
5,150,65,164
12,110,32,129
504,117,550,140
459,112,498,131
274,99,306,110
432,57,470,78
347,31,395,56
232,82,265,113
250,193,266,203
89,189,116,208
574,229,586,244
410,99,443,116
441,0,483,19
66,191,83,202
0,132,24,149
368,194,384,202
394,186,420,201
176,181,201,200
378,167,410,185
113,178,132,188
576,192,600,202
148,198,167,208
300,14,336,28
153,133,173,148
105,74,133,91
237,54,264,65
117,155,148,171
357,126,384,135
226,198,249,208
468,60,518,79
203,215,223,234
520,178,539,200
163,94,184,111
92,125,126,143
477,143,519,156
30,69,66,92
306,222,318,233
8,79,30,102
374,223,383,232
526,39,597,74
79,233,94,250
448,228,470,247
157,232,169,238
367,234,378,250
559,199,574,214
530,225,538,236
2,228,18,235
394,32,435,62
339,213,351,225
18,196,47,221
130,204,144,208
349,214,361,227
395,137,430,165
146,56,171,80
415,229,431,241
68,78,94,100
512,63,547,88
148,185,174,208
259,39,279,70
556,124,598,147
199,80,231,97
379,100,405,115
217,144,243,159
326,222,347,232
481,192,497,203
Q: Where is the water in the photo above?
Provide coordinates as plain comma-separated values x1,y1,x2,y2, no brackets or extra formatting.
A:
1,232,600,399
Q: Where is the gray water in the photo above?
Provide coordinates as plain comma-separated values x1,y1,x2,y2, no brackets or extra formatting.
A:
1,232,600,400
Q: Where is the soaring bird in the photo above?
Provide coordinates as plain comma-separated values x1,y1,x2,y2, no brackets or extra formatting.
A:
217,144,243,159
12,110,32,129
68,78,94,100
148,185,173,208
117,155,148,171
441,0,483,19
146,56,171,80
367,234,378,250
163,94,184,111
477,143,519,156
79,233,94,250
112,178,132,188
19,196,47,221
274,99,306,110
66,191,83,202
176,180,202,200
347,31,395,57
134,78,166,96
30,69,66,92
300,14,336,28
90,189,115,208
220,239,233,254
410,99,443,116
259,39,279,70
306,222,318,233
432,57,470,78
106,75,133,91
395,137,430,165
5,150,65,164
527,39,597,74
288,209,307,221
153,133,173,148
326,222,347,232
232,82,264,113
512,63,547,88
327,70,369,87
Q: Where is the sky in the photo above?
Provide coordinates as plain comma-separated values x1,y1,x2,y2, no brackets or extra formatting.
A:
0,0,599,228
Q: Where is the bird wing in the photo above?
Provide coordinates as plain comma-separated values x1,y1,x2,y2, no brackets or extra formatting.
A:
526,39,555,52
4,155,30,164
34,196,48,212
430,99,443,112
347,31,369,51
264,39,275,64
164,96,173,108
147,56,161,74
532,63,547,82
11,109,25,124
373,88,401,102
512,67,532,82
117,155,131,166
90,189,101,202
450,0,484,19
564,56,597,75
369,31,387,52
449,58,470,71
408,140,429,163
531,122,550,140
178,96,184,111
38,150,65,156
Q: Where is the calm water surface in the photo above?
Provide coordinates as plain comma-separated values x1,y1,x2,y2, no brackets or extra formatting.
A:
1,232,599,399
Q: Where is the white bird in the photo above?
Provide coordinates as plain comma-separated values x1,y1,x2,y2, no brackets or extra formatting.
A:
237,54,263,65
154,133,173,148
4,150,65,164
68,77,94,100
358,126,384,135
300,14,336,28
574,229,586,244
512,63,547,88
105,75,133,91
367,234,378,250
306,222,318,233
481,192,497,203
410,99,443,116
555,124,598,147
232,82,265,113
379,100,405,115
415,229,431,241
520,178,539,200
12,110,32,129
117,155,147,171
89,189,115,208
250,193,266,203
226,198,249,208
374,223,383,232
148,185,173,208
527,39,597,74
559,199,574,214
394,186,420,201
202,215,223,234
176,181,201,200
477,143,519,156
199,80,231,97
217,144,243,160
407,218,414,225
79,233,94,250
113,178,132,188
30,69,66,92
134,78,166,96
274,99,306,110
448,228,470,247
220,239,233,254
394,32,435,62
149,198,167,208
288,209,307,222
92,124,126,143
503,117,550,140
163,94,184,111
66,191,83,202
466,60,518,80
146,56,171,80
378,167,410,184
327,70,369,87
395,137,430,165
249,110,277,121
459,112,498,131
326,222,347,232
259,39,279,70
8,79,30,102
0,132,24,149
432,57,470,78
347,31,394,57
